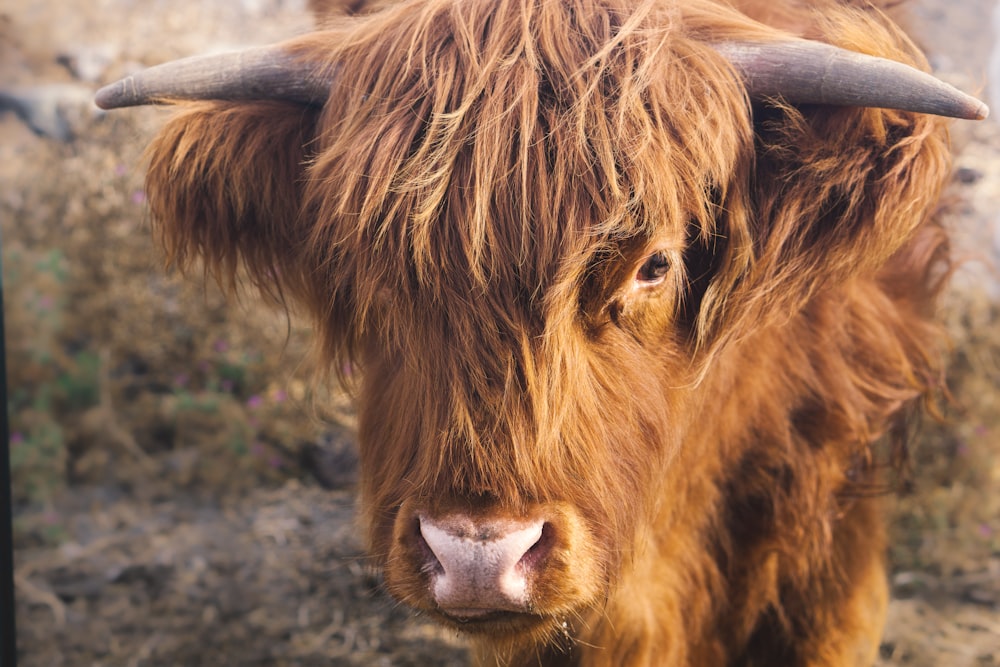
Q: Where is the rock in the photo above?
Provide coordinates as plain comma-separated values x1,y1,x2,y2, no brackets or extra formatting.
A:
955,166,983,184
56,44,119,83
300,425,359,489
0,84,100,141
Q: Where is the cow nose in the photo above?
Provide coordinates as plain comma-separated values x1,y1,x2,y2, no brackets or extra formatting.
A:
417,514,552,618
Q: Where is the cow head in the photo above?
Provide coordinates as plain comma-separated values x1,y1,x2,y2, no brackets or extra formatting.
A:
97,0,985,652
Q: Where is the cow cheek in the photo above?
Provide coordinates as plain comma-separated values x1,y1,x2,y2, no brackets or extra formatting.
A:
352,363,426,560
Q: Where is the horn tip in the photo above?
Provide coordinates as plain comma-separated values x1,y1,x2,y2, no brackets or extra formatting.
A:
95,80,130,110
956,95,990,121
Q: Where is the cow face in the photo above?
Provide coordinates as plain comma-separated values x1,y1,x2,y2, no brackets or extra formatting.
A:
271,0,759,639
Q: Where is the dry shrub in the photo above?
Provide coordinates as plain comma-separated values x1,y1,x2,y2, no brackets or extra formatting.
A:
1,111,349,516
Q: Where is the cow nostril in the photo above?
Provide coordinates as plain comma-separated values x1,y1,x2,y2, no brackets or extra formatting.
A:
517,521,555,572
413,517,444,575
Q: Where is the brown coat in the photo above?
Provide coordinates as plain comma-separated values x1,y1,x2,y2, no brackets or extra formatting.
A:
142,0,954,664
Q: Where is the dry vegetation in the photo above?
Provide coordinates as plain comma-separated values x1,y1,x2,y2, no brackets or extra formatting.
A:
1,0,997,665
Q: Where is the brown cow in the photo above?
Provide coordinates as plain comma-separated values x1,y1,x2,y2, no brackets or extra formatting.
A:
96,0,986,664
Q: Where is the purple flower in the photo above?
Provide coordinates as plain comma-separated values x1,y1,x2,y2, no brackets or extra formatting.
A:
10,432,24,446
131,190,146,205
246,395,263,410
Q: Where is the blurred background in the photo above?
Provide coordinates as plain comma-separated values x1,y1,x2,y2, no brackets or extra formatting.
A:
1,0,997,665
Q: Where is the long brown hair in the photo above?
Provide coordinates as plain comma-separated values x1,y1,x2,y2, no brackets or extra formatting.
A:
143,0,952,662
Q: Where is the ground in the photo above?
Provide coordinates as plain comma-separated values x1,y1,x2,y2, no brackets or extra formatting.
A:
1,0,998,665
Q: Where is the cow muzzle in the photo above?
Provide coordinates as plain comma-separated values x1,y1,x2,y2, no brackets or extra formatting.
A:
416,514,553,620
386,501,602,630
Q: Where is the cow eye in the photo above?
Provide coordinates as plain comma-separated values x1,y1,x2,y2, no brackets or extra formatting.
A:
635,252,670,285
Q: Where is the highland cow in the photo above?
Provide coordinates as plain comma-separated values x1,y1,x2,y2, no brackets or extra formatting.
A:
96,0,987,664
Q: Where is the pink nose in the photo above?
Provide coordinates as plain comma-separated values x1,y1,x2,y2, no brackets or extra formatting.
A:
417,514,552,618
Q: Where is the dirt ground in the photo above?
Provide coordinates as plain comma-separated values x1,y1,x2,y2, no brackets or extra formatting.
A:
1,0,998,665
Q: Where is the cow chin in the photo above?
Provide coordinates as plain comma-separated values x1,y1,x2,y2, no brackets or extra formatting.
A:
430,608,556,639
381,498,605,639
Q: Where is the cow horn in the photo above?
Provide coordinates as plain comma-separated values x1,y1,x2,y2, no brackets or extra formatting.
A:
713,40,989,120
94,43,334,110
95,37,988,121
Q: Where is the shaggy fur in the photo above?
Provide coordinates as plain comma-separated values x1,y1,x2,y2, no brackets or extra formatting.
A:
143,0,954,664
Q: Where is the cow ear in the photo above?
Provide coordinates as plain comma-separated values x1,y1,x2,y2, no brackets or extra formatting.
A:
144,100,320,304
688,104,950,372
739,9,955,301
746,101,949,298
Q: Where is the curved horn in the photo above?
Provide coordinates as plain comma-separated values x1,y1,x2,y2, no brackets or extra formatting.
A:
94,44,334,110
95,37,988,121
713,40,988,120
